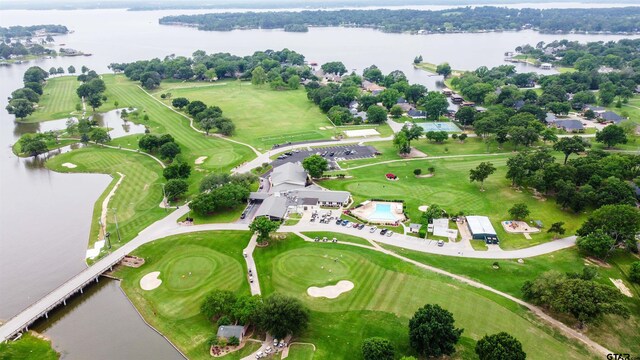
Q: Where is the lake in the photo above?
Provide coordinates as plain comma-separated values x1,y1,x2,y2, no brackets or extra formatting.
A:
0,6,637,358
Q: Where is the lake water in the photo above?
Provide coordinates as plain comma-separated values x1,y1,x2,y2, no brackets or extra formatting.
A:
0,6,637,358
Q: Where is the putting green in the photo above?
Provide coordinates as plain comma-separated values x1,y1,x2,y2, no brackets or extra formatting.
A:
165,255,215,291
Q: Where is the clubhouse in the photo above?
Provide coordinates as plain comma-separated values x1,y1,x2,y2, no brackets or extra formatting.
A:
466,215,499,244
250,162,351,221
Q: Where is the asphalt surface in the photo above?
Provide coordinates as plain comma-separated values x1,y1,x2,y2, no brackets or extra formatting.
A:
270,144,378,170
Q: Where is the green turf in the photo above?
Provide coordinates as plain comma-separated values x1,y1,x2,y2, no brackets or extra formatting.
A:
285,343,315,360
19,76,83,123
253,234,595,360
302,232,373,247
0,333,59,360
46,147,167,250
12,139,78,157
115,231,252,360
322,154,587,249
153,80,334,150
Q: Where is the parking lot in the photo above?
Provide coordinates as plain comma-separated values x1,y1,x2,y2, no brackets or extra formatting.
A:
271,144,378,169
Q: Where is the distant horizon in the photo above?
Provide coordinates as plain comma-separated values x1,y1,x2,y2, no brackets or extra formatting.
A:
2,0,639,11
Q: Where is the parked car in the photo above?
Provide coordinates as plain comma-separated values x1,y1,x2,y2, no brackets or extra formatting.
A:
380,229,388,235
335,219,342,225
329,152,335,157
437,240,444,247
342,220,350,226
284,152,293,156
240,213,246,219
278,340,285,348
369,226,377,233
256,351,264,359
314,237,319,242
358,224,365,230
352,222,359,228
386,231,394,237
273,339,278,346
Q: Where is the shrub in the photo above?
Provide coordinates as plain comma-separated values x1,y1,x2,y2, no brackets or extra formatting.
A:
228,336,240,346
630,262,640,283
217,315,231,327
414,168,422,176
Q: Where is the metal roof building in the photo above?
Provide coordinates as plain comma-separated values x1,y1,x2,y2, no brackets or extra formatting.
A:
466,216,499,243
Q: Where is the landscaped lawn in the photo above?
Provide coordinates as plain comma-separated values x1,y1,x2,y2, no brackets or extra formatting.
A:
46,147,167,250
285,343,315,360
253,234,595,360
322,154,587,249
0,333,59,360
153,81,334,150
115,231,252,360
301,231,373,247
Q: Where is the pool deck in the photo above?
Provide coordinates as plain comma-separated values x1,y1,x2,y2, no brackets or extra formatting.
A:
351,201,406,224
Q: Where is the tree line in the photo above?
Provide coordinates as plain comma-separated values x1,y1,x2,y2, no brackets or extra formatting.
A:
0,25,68,39
171,97,236,136
159,7,640,34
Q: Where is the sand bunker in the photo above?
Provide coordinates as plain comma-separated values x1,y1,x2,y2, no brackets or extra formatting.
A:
418,205,429,212
62,163,77,169
344,129,380,137
307,280,354,299
140,271,162,290
195,156,208,165
610,278,633,297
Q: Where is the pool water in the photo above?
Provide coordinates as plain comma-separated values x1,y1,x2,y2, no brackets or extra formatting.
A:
416,122,461,132
369,203,397,221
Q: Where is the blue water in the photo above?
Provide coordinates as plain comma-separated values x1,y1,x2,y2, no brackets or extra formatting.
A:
369,203,397,221
416,122,461,132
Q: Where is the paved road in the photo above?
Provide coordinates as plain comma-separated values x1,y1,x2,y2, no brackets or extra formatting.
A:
243,234,261,295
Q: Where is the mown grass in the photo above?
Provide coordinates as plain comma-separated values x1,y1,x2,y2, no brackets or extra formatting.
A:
253,234,595,360
323,154,587,250
0,332,59,360
12,139,78,157
153,80,334,150
285,343,315,360
302,231,373,247
46,147,167,250
115,231,252,360
20,76,82,123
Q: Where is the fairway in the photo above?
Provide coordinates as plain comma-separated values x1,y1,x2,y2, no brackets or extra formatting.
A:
116,231,251,360
254,236,595,359
155,81,334,149
322,155,587,249
23,76,82,122
47,147,166,250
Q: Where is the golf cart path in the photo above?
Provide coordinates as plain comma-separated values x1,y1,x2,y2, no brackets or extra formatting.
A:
243,234,261,295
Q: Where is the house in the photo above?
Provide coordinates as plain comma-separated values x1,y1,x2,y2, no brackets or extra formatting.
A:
409,223,422,233
397,97,408,104
270,162,308,192
540,63,552,70
348,100,359,110
466,216,499,244
513,100,525,110
554,119,584,132
461,101,475,107
397,102,414,112
599,111,624,124
362,80,385,94
545,113,558,124
583,105,606,114
635,85,640,94
451,94,464,103
217,325,247,342
355,111,368,121
407,109,426,119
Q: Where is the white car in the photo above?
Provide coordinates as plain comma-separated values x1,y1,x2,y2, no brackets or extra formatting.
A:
265,346,273,353
437,240,445,247
256,351,264,359
273,339,278,346
369,226,377,233
386,231,394,237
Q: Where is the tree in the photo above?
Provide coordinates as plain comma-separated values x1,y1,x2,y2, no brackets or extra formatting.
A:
288,75,300,90
23,66,48,83
158,141,181,160
455,106,476,127
413,55,423,64
251,66,267,85
475,332,526,360
629,262,640,284
321,61,347,75
541,128,558,144
595,125,627,148
201,290,237,321
87,94,103,111
362,337,395,360
231,295,263,325
425,131,448,143
553,136,587,164
458,133,468,142
249,216,280,244
508,203,530,220
302,154,327,179
414,168,422,176
186,100,207,117
393,131,411,155
436,63,452,78
190,193,216,215
422,91,448,120
5,98,34,119
164,179,188,200
172,97,189,109
89,128,110,144
577,229,616,259
67,65,76,74
409,304,463,357
390,104,404,118
548,222,565,239
19,136,48,157
24,81,43,95
257,293,309,339
366,105,387,124
469,162,496,191
138,134,159,152
11,88,40,103
554,278,629,327
577,204,640,251
200,118,216,135
81,65,89,74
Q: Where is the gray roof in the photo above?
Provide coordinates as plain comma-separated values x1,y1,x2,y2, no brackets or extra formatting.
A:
290,189,350,203
545,113,558,123
409,223,422,230
584,105,605,113
271,162,307,188
555,119,584,131
255,196,289,219
407,109,426,118
249,192,270,200
217,325,244,339
513,100,525,110
600,111,624,123
466,216,497,236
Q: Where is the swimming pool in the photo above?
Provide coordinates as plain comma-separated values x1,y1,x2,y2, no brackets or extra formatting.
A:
369,203,398,222
416,122,461,132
